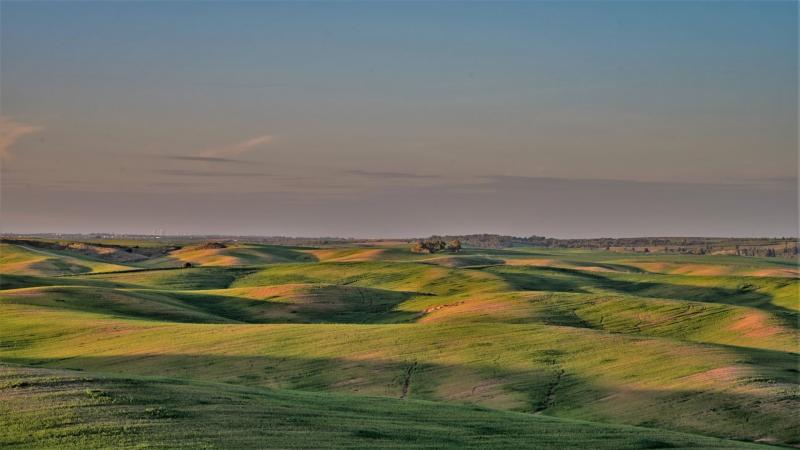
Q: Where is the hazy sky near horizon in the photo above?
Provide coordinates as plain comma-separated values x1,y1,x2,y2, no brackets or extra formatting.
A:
0,1,797,237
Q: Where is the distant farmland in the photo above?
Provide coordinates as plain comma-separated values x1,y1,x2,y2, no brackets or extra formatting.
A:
1,238,797,448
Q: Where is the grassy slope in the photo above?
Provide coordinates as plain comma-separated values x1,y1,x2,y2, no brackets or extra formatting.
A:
2,306,796,444
140,244,316,268
1,245,797,447
420,255,505,268
0,364,767,450
0,273,133,290
0,243,131,276
419,291,798,352
501,248,799,278
484,265,798,316
72,266,255,289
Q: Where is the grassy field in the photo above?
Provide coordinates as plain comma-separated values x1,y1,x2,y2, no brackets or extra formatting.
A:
1,363,771,450
0,243,131,276
0,240,797,448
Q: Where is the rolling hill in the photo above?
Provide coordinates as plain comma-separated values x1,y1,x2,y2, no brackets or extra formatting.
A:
0,242,132,276
1,363,769,449
0,239,797,448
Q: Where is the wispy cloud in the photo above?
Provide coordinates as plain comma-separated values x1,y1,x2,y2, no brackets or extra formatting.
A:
157,169,268,177
346,170,438,179
163,155,254,164
199,135,273,158
0,116,43,159
148,181,207,187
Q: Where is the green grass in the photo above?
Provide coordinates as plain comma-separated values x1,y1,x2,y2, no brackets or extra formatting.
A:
0,243,132,276
0,283,420,324
139,243,317,268
1,364,769,450
0,273,132,290
2,307,796,444
230,261,507,298
419,291,797,352
502,248,799,277
485,265,799,316
72,266,254,289
1,243,797,448
420,254,505,268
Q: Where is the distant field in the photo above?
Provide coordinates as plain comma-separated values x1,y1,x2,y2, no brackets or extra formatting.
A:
0,239,797,448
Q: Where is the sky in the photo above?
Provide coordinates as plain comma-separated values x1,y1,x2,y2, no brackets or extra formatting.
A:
0,1,797,238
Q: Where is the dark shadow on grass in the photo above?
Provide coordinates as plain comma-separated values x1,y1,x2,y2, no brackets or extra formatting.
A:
0,273,137,290
564,260,645,273
484,266,799,326
162,285,421,324
141,244,320,269
70,267,259,289
2,362,768,449
2,352,797,447
0,284,421,325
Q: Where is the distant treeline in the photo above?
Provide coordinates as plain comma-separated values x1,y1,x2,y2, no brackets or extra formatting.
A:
427,234,800,258
4,233,798,259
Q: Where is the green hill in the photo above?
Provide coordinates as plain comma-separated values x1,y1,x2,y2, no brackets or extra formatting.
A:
0,243,132,276
1,241,797,448
1,363,768,449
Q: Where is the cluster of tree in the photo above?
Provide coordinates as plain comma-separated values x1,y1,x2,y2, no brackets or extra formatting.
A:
410,239,462,254
426,234,545,249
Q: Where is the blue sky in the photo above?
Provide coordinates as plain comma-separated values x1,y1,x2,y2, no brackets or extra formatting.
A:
1,1,797,237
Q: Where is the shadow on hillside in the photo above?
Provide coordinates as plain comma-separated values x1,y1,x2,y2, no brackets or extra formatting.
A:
6,362,773,450
28,258,94,276
164,286,420,324
564,260,645,273
3,350,797,446
0,273,134,290
70,267,259,289
143,245,320,269
485,269,591,294
486,266,799,326
0,283,421,325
